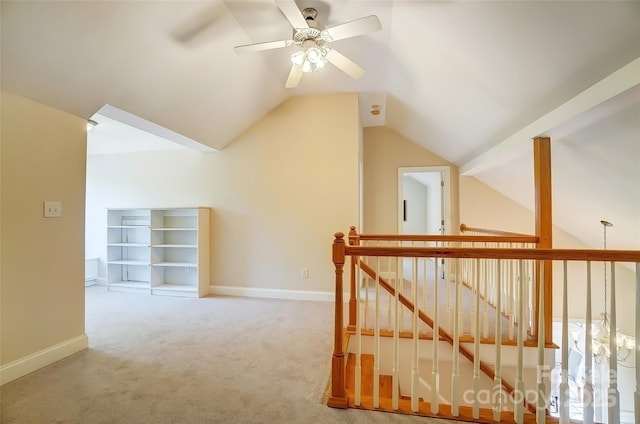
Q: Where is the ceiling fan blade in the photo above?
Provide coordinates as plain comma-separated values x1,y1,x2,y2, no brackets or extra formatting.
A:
172,4,226,44
234,39,294,54
325,48,365,79
285,65,303,88
322,15,381,42
275,0,309,30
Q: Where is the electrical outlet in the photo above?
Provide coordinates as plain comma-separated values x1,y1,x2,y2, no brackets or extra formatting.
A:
301,268,309,278
43,201,62,218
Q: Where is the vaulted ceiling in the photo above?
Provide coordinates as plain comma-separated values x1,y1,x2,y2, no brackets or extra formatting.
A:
2,0,639,250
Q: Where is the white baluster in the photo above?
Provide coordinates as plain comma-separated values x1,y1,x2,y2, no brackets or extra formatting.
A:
423,256,428,329
493,259,503,422
446,257,452,330
431,254,440,415
467,255,480,334
411,258,419,412
560,261,570,424
509,260,516,340
583,261,594,424
386,257,392,329
635,263,640,424
398,245,404,332
373,257,380,408
500,259,506,318
514,260,525,424
507,259,513,317
392,257,400,410
452,259,460,417
527,259,533,334
473,258,481,420
536,260,546,424
608,262,620,424
363,254,369,330
483,256,489,339
355,256,362,406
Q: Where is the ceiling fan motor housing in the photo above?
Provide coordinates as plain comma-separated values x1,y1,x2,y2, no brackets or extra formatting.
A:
293,8,324,42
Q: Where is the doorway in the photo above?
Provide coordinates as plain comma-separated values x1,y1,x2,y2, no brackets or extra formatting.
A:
397,166,451,235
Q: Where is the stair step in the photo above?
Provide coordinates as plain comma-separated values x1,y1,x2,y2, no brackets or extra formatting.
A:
344,351,553,423
347,327,551,347
346,353,396,398
350,394,550,424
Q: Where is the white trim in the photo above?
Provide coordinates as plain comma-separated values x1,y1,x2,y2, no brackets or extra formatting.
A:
209,285,348,302
96,104,216,152
0,335,88,385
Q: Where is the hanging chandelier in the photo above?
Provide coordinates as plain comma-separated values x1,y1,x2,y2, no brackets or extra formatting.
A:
590,220,635,363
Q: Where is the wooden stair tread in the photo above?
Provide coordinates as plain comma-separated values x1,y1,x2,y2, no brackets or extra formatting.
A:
346,353,396,398
347,327,557,348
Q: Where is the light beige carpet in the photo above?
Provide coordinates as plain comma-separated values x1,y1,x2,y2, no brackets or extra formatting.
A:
1,286,457,424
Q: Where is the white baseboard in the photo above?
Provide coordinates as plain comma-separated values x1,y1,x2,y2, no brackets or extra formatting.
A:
0,334,88,385
209,285,348,302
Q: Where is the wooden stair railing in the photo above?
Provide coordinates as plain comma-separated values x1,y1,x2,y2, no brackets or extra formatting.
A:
460,223,535,238
460,223,545,340
459,223,541,338
329,230,640,423
347,226,540,339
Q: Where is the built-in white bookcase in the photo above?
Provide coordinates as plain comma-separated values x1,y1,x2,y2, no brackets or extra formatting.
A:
106,208,210,298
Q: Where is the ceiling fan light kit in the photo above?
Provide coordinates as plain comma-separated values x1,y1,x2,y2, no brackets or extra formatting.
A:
290,42,328,73
233,2,381,88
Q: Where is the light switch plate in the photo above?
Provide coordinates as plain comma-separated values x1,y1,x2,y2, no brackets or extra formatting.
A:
44,201,62,218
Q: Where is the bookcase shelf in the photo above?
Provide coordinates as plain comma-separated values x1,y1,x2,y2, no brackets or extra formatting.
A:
106,208,210,298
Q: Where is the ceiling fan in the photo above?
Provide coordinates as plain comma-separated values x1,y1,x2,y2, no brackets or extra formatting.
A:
234,1,381,88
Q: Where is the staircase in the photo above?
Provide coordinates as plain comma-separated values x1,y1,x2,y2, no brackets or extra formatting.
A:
345,348,543,423
327,227,640,424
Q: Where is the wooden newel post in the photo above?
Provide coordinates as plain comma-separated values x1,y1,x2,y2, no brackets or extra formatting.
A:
533,137,553,344
328,232,348,408
348,226,359,331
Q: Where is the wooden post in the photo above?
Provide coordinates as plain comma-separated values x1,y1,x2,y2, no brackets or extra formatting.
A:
347,226,358,331
533,136,553,343
328,233,348,408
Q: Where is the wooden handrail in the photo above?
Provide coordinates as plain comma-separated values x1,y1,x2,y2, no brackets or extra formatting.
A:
345,246,640,262
355,233,538,244
460,223,535,238
349,226,538,243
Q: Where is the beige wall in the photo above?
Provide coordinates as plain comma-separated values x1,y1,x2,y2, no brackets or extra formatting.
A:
1,91,87,365
362,126,459,234
86,93,360,293
460,176,535,234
